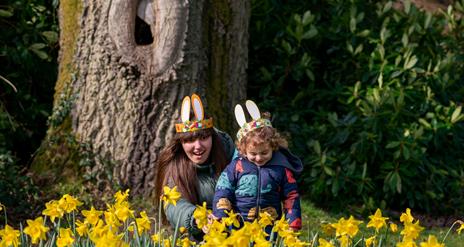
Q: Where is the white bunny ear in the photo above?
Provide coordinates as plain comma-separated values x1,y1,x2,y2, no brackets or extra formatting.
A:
191,94,204,121
180,96,191,122
245,100,261,120
234,104,247,127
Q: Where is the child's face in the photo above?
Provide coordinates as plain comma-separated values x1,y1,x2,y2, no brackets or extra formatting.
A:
245,142,273,166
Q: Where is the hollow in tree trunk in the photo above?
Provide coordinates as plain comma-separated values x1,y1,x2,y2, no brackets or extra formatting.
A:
33,0,249,197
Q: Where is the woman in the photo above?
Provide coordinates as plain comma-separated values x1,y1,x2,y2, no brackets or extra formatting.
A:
154,94,234,240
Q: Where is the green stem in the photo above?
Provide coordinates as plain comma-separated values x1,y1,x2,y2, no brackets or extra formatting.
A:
158,198,162,247
72,211,76,234
442,220,462,243
352,236,362,246
20,222,26,247
377,236,383,247
2,204,7,225
171,215,181,247
310,232,318,247
384,225,389,246
134,220,141,247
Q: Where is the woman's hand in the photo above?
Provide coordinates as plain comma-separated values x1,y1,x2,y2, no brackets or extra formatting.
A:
201,213,218,234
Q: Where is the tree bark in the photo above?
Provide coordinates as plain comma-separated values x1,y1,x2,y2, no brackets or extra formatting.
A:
47,0,248,196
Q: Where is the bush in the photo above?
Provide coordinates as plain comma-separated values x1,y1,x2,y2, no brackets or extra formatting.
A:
0,0,57,223
0,0,58,164
249,0,464,214
0,151,38,224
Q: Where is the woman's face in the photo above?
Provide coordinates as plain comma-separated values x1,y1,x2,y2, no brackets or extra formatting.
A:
181,135,213,164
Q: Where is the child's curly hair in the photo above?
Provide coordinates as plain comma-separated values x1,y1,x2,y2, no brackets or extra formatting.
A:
236,112,288,155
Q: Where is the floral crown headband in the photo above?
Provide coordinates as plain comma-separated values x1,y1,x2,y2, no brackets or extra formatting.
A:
234,100,272,141
175,94,213,133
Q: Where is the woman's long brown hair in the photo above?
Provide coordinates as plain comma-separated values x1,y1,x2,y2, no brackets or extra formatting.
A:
154,128,228,207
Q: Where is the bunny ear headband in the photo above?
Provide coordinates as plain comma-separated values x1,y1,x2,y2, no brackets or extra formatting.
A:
234,100,272,141
175,94,213,133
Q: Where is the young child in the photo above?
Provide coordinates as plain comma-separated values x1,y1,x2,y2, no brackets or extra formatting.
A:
212,100,303,231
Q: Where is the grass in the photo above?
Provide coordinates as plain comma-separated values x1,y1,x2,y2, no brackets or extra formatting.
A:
299,197,464,246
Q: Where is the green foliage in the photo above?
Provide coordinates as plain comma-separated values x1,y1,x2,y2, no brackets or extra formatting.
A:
32,129,121,198
0,152,38,224
0,0,58,162
249,0,464,214
0,0,58,223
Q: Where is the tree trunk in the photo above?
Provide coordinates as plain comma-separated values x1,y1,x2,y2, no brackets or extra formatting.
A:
39,0,248,196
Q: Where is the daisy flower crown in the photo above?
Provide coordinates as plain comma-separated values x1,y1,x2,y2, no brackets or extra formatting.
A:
175,94,213,133
235,100,273,141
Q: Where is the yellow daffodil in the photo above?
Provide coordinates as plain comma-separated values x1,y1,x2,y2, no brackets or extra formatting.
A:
345,215,363,237
365,236,376,247
23,217,49,244
203,232,227,246
400,208,414,224
254,236,272,247
331,217,347,237
0,202,3,212
456,220,464,234
390,222,399,233
331,216,362,238
224,210,240,228
193,202,210,229
162,186,181,207
284,234,306,247
258,211,274,228
75,220,89,237
419,235,444,247
42,200,65,222
367,208,388,232
208,220,226,234
128,211,151,235
0,225,20,247
273,216,291,237
401,220,424,241
319,238,335,247
248,220,268,240
113,201,134,222
203,220,227,245
163,239,171,247
227,227,251,246
338,234,351,247
58,194,82,213
82,206,103,225
56,228,74,247
179,226,186,234
151,233,161,242
321,222,336,236
104,207,122,229
92,231,128,247
396,240,418,247
226,224,249,246
89,220,110,239
179,237,194,247
114,189,130,204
